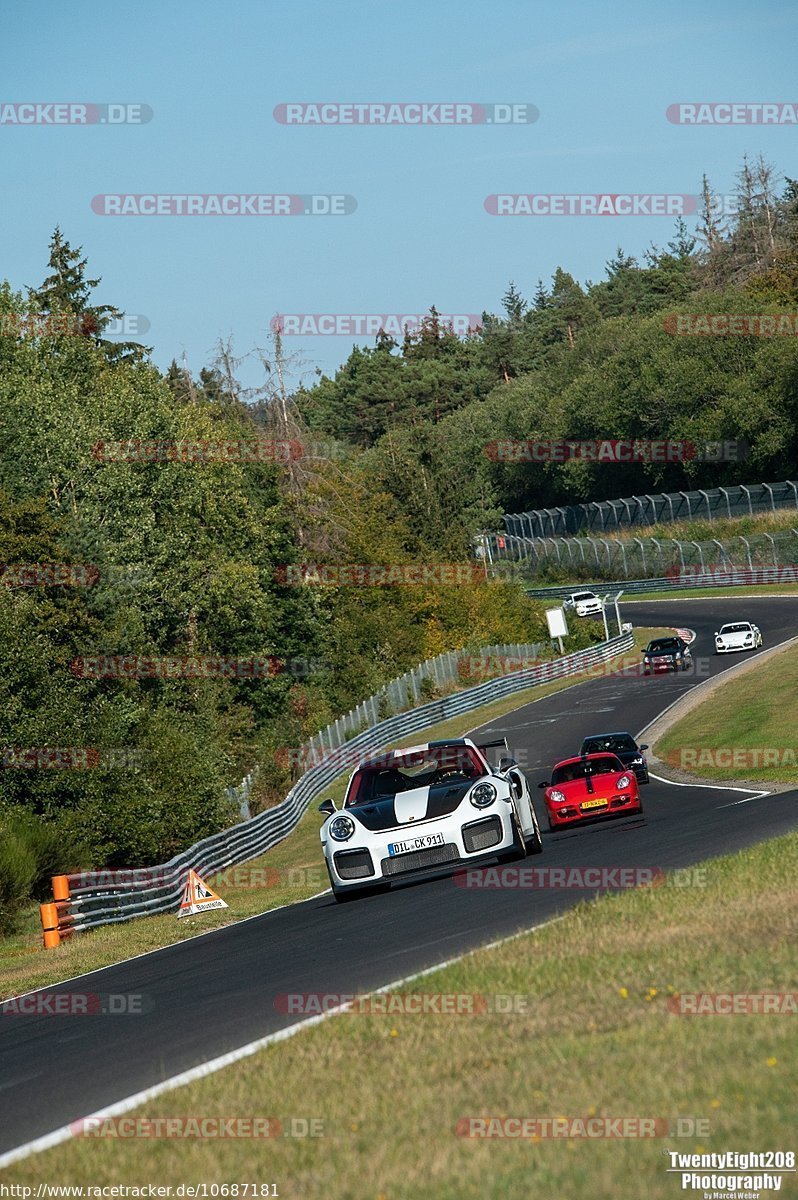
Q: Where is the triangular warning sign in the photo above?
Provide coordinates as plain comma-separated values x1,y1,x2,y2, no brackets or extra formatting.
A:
178,869,228,918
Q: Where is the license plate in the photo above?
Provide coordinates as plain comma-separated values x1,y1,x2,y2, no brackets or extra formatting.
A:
388,832,445,856
581,798,608,811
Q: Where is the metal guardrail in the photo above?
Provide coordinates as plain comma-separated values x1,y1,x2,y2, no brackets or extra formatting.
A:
524,566,798,599
304,641,545,763
503,480,798,538
43,631,634,938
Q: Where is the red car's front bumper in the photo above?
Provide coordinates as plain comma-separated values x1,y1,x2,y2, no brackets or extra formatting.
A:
546,790,642,827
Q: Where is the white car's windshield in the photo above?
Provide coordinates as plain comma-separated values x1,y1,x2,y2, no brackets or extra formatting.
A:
720,623,752,634
346,745,484,806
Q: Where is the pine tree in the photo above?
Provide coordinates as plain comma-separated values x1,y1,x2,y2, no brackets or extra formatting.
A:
501,281,527,324
28,228,149,363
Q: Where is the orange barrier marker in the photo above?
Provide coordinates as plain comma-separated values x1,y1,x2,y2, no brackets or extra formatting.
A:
40,902,61,949
52,875,70,902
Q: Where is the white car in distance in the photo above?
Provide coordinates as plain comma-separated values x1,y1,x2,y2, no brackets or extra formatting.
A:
563,590,603,617
714,621,763,654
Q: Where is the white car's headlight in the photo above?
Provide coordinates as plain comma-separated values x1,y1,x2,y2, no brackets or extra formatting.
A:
470,782,497,808
548,788,566,803
329,815,355,841
616,775,631,790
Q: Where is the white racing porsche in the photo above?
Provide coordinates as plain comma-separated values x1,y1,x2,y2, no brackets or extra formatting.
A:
319,737,543,902
714,621,763,654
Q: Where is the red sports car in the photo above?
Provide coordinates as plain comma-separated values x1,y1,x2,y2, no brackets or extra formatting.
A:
538,752,642,830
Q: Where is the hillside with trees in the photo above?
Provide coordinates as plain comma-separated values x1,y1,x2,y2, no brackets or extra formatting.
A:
2,154,797,922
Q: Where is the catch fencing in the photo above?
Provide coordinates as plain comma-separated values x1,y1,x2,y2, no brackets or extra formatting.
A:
42,630,633,938
482,527,798,581
525,565,798,599
502,480,798,539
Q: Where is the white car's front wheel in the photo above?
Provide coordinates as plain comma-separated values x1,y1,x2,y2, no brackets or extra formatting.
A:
499,809,528,863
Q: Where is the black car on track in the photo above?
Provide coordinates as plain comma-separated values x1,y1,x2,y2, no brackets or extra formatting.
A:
579,731,650,784
642,636,692,674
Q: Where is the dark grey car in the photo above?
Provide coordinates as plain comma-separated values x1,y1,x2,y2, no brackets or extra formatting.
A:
579,731,650,784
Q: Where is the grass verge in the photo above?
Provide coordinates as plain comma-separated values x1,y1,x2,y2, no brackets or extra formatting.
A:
3,833,796,1198
655,640,798,786
0,628,670,997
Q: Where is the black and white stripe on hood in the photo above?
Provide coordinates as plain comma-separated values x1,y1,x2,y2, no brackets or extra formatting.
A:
348,779,478,831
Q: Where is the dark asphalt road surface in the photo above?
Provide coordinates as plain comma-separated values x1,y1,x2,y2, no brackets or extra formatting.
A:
2,595,796,1157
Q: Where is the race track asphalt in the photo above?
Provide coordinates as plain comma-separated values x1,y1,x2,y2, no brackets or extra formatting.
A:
2,595,796,1157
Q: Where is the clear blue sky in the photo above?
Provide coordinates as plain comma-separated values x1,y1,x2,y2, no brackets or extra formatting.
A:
3,0,796,388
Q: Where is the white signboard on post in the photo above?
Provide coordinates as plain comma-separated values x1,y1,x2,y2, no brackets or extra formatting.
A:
546,607,569,639
546,606,568,654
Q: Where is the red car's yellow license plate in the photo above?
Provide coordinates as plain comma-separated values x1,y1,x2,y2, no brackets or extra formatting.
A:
581,798,608,810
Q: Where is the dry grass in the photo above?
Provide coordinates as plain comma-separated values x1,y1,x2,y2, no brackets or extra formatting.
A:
656,642,798,784
2,834,795,1199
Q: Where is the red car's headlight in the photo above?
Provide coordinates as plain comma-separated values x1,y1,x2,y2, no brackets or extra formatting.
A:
616,775,631,790
549,789,566,803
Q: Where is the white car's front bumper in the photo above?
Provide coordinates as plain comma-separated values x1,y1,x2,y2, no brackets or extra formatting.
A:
715,639,756,653
323,802,516,890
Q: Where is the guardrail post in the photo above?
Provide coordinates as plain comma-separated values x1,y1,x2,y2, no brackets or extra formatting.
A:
698,489,712,520
711,539,728,568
